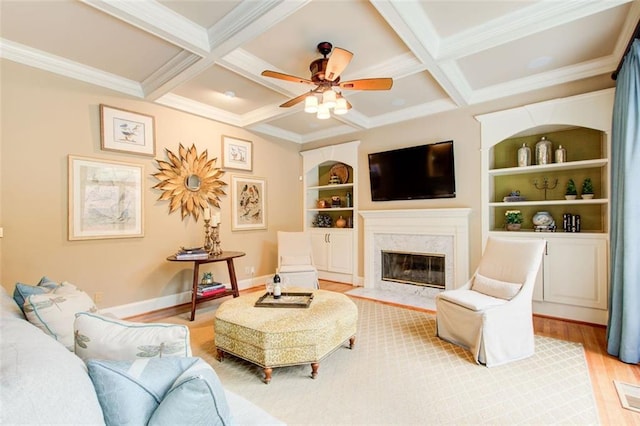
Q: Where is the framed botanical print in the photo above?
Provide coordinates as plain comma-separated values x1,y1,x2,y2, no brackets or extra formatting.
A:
100,104,155,156
222,136,253,171
231,175,266,231
68,155,144,240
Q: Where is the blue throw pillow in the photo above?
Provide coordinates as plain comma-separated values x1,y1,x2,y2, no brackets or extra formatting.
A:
12,276,58,310
87,357,232,426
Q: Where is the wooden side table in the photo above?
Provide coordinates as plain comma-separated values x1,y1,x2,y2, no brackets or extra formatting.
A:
167,251,245,321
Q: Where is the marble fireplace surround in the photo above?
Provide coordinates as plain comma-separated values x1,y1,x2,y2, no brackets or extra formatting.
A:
359,209,471,299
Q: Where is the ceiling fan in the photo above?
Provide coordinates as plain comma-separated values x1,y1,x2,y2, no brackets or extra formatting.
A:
261,42,393,117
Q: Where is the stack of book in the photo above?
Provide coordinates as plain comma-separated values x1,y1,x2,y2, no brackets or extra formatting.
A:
562,213,581,232
175,247,209,260
197,282,227,297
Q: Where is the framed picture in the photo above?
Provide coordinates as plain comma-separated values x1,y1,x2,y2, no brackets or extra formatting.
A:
100,104,155,156
222,136,253,171
68,155,144,240
231,175,266,231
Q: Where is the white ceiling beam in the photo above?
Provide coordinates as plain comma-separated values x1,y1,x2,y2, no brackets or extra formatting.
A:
143,0,309,101
440,0,634,60
468,56,619,105
80,0,210,56
372,0,468,107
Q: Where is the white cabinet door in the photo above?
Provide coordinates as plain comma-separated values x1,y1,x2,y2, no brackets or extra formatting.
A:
543,236,608,309
327,231,353,274
310,230,328,271
310,229,353,274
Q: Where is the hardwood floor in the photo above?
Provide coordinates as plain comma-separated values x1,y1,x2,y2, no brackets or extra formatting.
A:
142,280,640,425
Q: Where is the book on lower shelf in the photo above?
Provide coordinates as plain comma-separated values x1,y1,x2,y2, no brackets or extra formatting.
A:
197,287,228,297
175,247,209,260
197,282,224,291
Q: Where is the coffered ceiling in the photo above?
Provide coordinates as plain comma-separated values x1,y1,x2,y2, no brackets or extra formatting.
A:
1,0,638,144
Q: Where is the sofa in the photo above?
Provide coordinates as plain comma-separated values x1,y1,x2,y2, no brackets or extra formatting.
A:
0,285,284,425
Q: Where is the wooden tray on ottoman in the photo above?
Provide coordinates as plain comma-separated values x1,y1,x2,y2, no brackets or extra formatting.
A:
254,292,314,308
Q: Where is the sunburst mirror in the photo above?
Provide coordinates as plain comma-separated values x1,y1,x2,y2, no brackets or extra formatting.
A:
153,144,227,221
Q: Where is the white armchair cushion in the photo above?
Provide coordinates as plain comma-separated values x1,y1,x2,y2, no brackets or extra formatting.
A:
74,312,191,361
280,255,312,266
438,288,507,311
23,282,97,350
471,273,522,300
278,264,317,273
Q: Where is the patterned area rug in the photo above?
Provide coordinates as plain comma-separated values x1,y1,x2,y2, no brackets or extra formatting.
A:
186,297,598,425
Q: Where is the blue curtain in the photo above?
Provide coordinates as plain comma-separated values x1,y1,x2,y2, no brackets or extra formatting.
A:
607,39,640,364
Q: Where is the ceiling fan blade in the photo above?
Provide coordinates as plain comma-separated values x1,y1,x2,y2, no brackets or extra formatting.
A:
339,78,393,90
280,92,310,108
325,47,353,81
261,70,314,85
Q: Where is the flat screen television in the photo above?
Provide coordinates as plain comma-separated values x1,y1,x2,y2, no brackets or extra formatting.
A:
368,140,456,201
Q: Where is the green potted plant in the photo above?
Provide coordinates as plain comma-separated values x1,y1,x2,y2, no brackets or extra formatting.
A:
505,210,523,231
565,179,578,200
581,178,594,199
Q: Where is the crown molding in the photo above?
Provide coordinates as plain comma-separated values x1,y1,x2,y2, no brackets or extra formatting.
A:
0,39,142,97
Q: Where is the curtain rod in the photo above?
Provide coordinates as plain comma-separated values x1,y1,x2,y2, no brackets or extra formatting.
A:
612,19,640,80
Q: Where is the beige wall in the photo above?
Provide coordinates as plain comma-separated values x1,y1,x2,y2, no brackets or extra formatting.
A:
1,58,614,311
0,61,303,308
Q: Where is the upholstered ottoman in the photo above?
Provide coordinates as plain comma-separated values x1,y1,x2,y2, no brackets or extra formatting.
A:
214,289,357,384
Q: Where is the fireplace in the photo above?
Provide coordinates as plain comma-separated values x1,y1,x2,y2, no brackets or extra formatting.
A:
382,250,445,289
360,208,471,297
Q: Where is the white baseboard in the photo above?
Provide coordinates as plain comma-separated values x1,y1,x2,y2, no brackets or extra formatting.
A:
100,275,267,319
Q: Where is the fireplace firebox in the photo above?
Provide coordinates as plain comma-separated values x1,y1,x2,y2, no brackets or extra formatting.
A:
381,250,445,289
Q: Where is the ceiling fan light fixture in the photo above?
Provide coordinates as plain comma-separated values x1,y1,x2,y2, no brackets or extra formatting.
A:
334,97,348,115
322,90,337,108
304,94,319,113
317,103,331,119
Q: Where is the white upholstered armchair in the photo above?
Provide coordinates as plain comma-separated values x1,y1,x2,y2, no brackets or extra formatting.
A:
435,236,546,367
276,231,319,289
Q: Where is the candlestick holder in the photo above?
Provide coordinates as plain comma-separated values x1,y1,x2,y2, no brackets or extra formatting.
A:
533,177,558,200
203,219,213,255
211,225,222,256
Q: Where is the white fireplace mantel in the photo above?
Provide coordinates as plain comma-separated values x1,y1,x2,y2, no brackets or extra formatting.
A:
359,208,471,290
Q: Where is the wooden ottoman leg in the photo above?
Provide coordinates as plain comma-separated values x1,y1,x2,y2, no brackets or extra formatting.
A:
263,368,273,384
311,362,319,379
349,335,356,349
216,348,225,361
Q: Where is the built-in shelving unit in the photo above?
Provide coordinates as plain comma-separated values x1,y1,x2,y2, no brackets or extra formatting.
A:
476,88,614,325
301,141,359,284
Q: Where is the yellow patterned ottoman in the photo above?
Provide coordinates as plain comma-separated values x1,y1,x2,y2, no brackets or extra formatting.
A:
214,289,357,384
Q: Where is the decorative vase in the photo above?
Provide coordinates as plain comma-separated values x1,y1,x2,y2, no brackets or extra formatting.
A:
581,194,594,199
555,145,567,163
517,143,531,167
565,195,577,200
506,223,521,231
533,211,555,231
535,136,552,165
336,216,347,228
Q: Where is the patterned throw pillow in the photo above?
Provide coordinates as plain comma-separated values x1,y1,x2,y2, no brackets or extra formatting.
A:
87,357,232,426
12,276,59,311
74,312,191,362
23,281,97,350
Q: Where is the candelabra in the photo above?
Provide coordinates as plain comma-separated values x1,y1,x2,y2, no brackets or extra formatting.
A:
211,225,222,256
533,177,558,200
203,219,213,255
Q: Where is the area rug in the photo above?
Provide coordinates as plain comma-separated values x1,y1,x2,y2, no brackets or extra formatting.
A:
181,297,598,425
